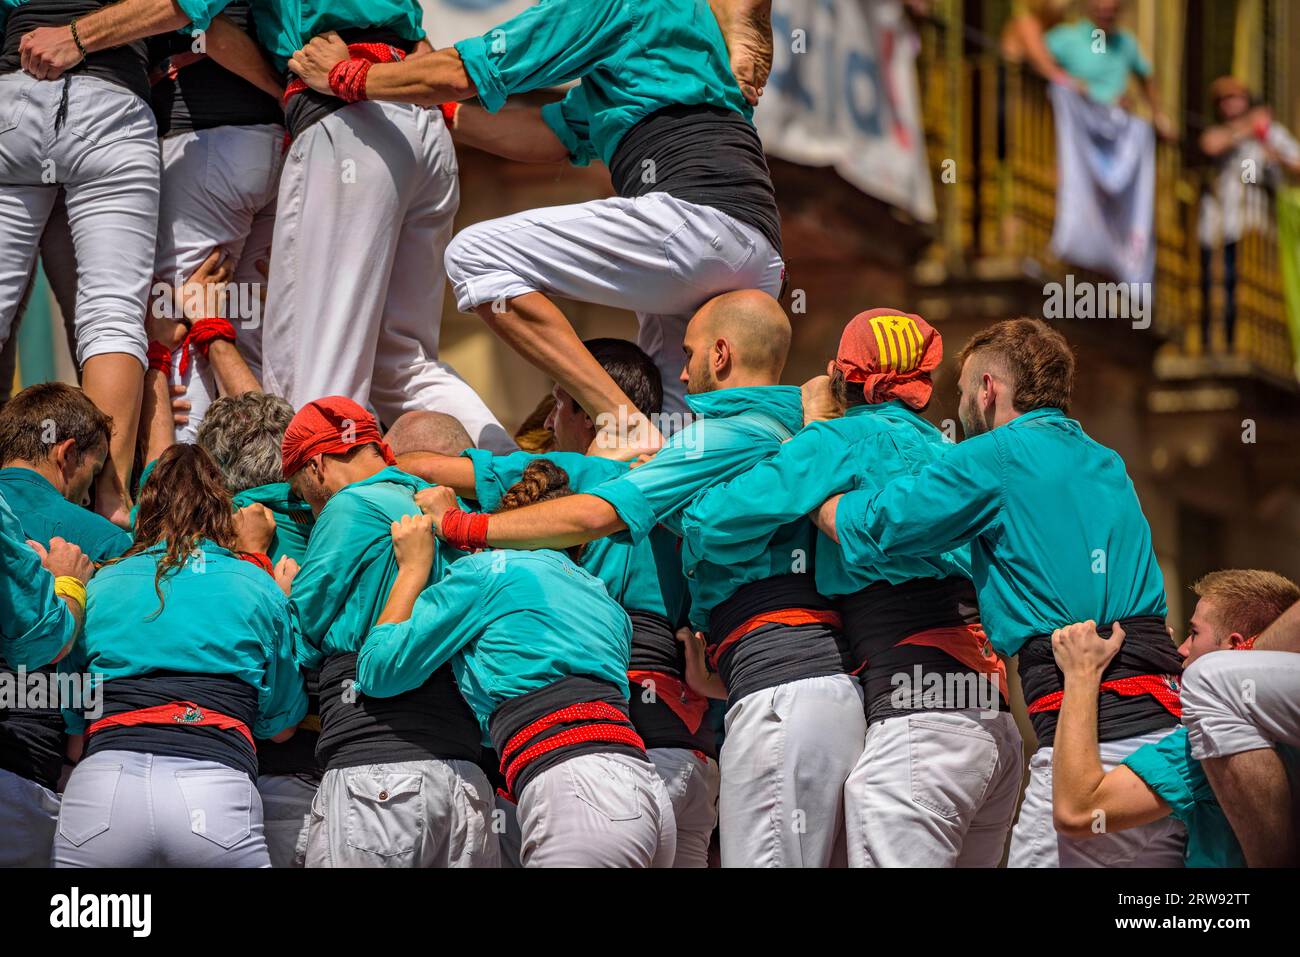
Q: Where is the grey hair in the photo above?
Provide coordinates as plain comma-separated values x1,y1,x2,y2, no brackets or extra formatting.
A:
196,392,295,493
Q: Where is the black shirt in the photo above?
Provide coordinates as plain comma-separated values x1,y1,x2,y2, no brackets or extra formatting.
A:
0,0,148,101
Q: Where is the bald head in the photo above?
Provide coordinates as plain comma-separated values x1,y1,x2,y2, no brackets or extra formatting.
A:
384,410,475,457
682,290,790,393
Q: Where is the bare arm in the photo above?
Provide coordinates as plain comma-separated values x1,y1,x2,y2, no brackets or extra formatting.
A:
421,489,626,550
288,35,475,108
810,494,842,544
205,13,284,101
452,103,569,165
1253,599,1300,653
679,627,728,700
394,453,478,498
205,339,261,397
1141,76,1175,140
1051,622,1171,837
19,0,190,80
376,565,428,627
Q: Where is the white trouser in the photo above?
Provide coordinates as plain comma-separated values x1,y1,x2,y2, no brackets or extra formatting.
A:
492,791,524,868
52,749,271,867
444,191,785,420
155,124,283,442
0,767,60,867
1181,650,1300,759
0,73,158,366
261,101,512,452
515,752,676,868
718,674,867,868
844,709,1023,867
304,759,499,868
1007,729,1187,867
649,746,720,868
256,772,318,868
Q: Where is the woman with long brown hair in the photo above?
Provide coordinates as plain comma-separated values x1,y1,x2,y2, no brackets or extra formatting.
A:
52,443,306,867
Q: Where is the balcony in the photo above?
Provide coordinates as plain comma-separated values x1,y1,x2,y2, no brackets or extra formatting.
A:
912,15,1297,389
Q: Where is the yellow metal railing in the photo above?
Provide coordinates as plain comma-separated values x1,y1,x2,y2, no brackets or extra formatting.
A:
916,17,1297,382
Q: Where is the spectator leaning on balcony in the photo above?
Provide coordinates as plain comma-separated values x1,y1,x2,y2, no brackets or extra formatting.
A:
1197,76,1300,353
1045,0,1174,139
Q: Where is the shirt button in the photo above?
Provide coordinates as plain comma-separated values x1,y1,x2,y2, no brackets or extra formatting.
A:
378,790,389,801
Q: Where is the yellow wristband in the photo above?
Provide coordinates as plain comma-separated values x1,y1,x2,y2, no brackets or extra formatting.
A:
54,576,87,612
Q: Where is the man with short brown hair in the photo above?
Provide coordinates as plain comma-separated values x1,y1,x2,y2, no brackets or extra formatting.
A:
816,317,1182,867
0,383,130,562
1049,569,1300,868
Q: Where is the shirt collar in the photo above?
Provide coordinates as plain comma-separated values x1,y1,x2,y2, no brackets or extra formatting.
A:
0,466,61,496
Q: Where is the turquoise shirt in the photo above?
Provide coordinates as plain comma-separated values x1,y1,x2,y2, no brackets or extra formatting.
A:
0,493,75,671
464,448,686,622
291,467,454,667
356,549,631,742
1045,19,1152,105
1123,726,1243,868
588,386,808,630
835,408,1167,656
232,482,314,566
681,401,972,598
454,0,750,166
177,0,425,71
0,468,131,562
74,541,306,739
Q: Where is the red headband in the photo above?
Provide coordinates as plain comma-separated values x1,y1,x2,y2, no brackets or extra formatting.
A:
833,307,943,410
281,396,396,478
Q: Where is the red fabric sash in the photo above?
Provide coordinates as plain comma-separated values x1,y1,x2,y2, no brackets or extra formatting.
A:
1027,673,1183,718
283,42,406,105
707,608,842,670
498,701,644,801
87,701,256,749
888,623,1008,699
627,669,708,734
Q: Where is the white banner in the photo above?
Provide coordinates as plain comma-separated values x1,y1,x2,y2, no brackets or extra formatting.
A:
1049,84,1156,285
755,0,935,221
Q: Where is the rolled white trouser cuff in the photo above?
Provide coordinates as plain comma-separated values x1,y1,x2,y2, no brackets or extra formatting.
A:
1182,650,1300,760
1006,731,1187,868
449,270,540,314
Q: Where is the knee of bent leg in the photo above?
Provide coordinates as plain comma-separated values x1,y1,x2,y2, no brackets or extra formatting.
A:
1180,652,1243,726
76,311,148,368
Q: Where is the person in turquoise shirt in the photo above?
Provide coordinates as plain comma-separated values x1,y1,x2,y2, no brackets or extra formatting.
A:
420,291,865,869
400,337,718,867
816,317,1181,870
279,396,496,870
1044,0,1172,136
682,308,1023,868
0,492,88,672
0,383,132,562
1049,569,1300,867
288,0,783,444
356,465,674,867
198,392,315,567
0,383,128,866
51,443,303,868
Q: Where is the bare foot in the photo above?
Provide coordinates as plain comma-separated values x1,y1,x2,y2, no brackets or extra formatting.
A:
711,0,774,105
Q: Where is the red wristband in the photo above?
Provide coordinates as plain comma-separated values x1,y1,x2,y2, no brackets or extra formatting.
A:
146,341,173,375
328,57,372,104
441,507,489,551
187,317,238,359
